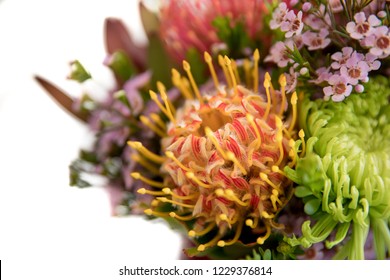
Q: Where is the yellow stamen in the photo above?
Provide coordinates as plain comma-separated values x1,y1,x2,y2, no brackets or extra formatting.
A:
245,217,259,229
219,213,238,225
137,188,166,196
156,197,195,208
188,222,216,237
218,219,244,247
158,81,176,114
183,60,203,104
270,189,283,211
278,74,287,116
131,172,165,188
243,59,251,88
151,199,160,207
231,59,241,85
165,151,191,172
140,115,166,137
253,49,260,93
260,172,281,192
169,212,194,221
171,69,193,99
261,211,275,219
162,187,199,200
130,154,160,174
218,55,232,89
271,165,286,177
150,113,166,130
299,129,306,156
224,56,238,95
226,151,247,175
204,127,228,159
198,233,223,252
186,172,212,189
144,209,169,217
275,134,284,166
257,223,271,244
246,114,261,148
288,91,298,133
149,90,175,123
263,72,272,120
225,189,250,207
128,141,165,164
204,51,219,89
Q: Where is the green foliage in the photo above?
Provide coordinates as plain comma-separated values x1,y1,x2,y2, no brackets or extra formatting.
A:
212,16,252,58
107,51,137,83
147,34,175,89
68,60,92,82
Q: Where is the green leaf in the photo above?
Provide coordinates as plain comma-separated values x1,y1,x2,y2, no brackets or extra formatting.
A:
185,48,207,84
212,16,252,58
147,34,175,89
68,60,91,82
106,51,136,83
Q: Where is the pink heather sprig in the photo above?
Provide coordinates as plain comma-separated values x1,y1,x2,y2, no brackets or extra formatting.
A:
265,0,390,102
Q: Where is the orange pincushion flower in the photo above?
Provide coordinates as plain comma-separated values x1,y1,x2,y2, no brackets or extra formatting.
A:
130,51,299,253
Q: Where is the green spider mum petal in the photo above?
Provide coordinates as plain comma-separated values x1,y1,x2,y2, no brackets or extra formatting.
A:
285,76,390,260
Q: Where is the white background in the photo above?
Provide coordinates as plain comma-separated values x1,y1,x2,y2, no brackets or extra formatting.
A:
0,0,181,279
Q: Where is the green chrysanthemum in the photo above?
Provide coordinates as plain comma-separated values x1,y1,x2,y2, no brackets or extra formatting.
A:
285,76,390,260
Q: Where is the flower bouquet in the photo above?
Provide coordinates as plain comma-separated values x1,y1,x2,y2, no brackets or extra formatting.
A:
36,0,390,260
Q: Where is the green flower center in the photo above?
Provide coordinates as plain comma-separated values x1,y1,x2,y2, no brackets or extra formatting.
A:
285,76,390,259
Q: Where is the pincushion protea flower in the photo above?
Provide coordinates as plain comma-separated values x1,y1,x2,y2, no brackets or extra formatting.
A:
159,0,271,62
129,50,301,257
285,76,390,259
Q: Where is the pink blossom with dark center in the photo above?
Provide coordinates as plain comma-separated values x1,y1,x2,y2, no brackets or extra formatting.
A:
346,12,381,40
264,40,295,67
270,2,289,30
302,29,331,50
331,47,354,70
323,74,352,102
364,26,390,58
280,10,304,38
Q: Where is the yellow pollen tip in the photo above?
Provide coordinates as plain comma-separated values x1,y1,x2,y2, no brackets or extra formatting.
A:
289,139,296,147
165,151,174,159
275,116,283,129
276,132,283,142
217,241,226,247
162,188,171,194
182,60,190,71
271,166,279,172
219,214,228,221
149,90,158,100
144,209,153,215
188,230,196,237
215,189,225,197
225,189,234,197
299,129,305,138
157,197,168,203
127,141,141,149
198,245,206,252
131,172,141,179
137,188,146,194
260,172,268,181
291,91,298,104
204,51,212,62
279,74,287,87
253,49,260,61
263,73,271,88
246,219,254,227
169,212,176,218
